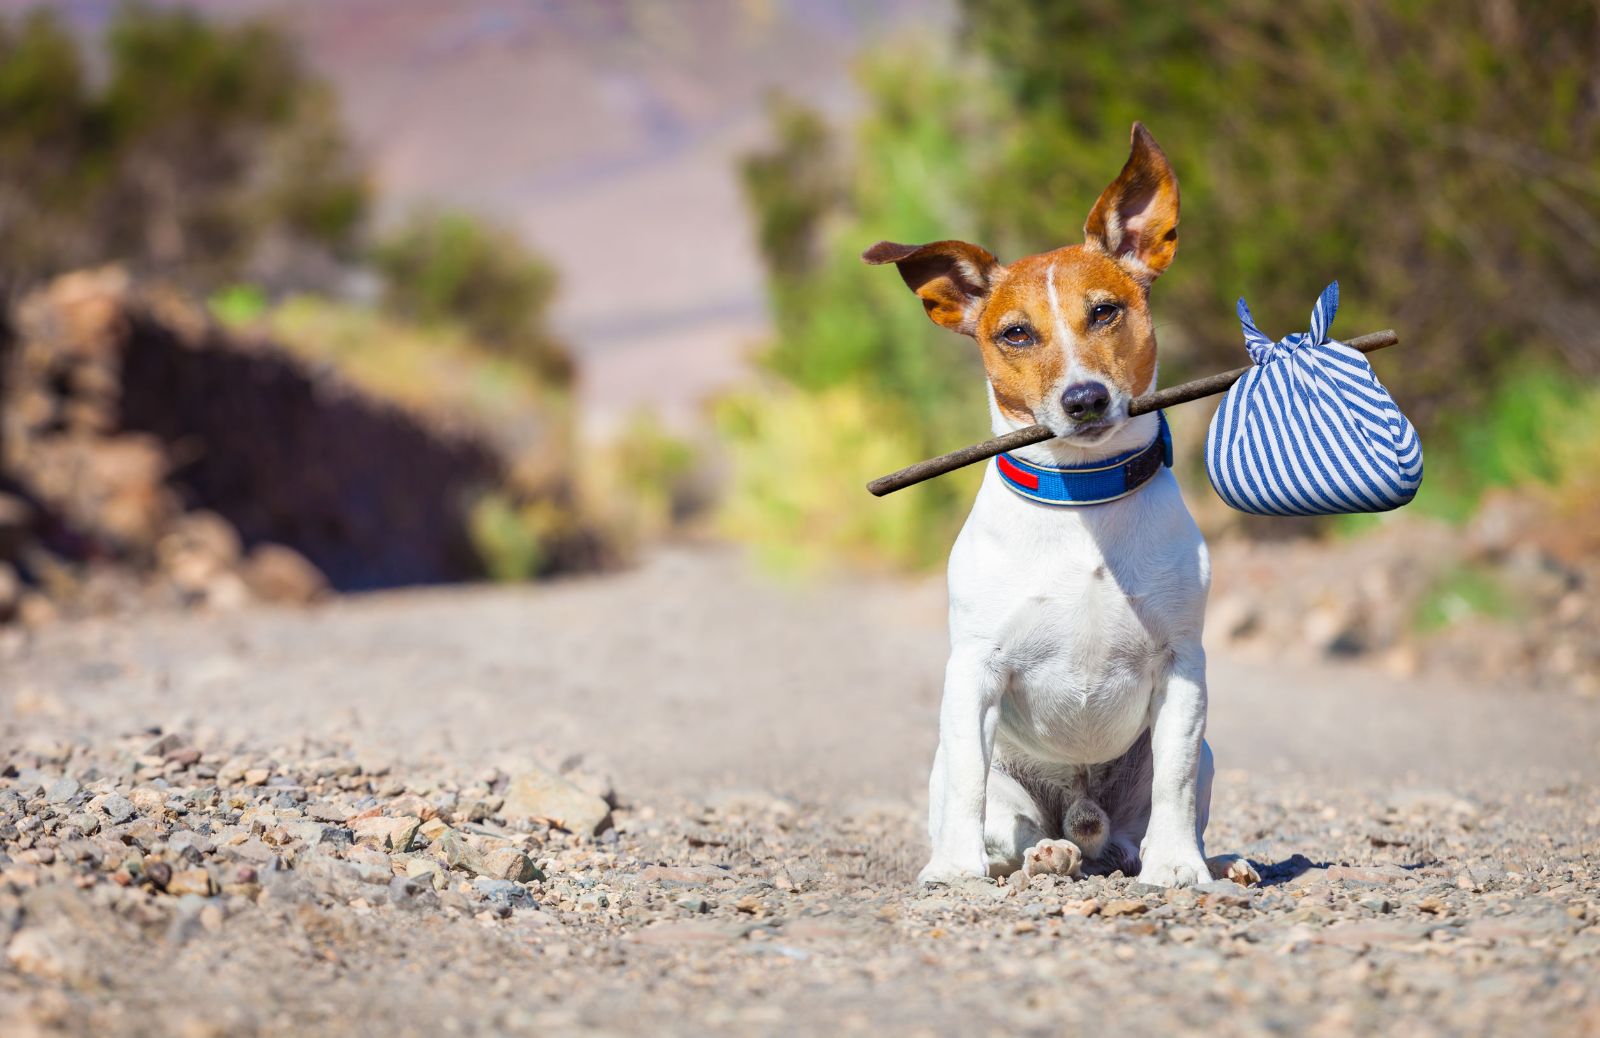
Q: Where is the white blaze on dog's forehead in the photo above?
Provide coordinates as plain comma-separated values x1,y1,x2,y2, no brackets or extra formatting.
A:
1045,263,1080,379
1045,263,1070,346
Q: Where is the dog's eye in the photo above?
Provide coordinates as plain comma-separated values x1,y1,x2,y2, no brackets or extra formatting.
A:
1089,302,1121,326
999,324,1034,346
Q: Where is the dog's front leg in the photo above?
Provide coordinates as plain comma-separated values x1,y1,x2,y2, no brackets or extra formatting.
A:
1137,642,1212,888
918,647,1001,886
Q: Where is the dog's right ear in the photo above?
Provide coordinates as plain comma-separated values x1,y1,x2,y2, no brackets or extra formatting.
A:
863,240,1003,336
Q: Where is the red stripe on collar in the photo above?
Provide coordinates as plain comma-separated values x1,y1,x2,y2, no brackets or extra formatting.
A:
995,453,1039,490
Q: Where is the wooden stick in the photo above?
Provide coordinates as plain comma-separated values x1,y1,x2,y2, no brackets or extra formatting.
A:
866,329,1399,497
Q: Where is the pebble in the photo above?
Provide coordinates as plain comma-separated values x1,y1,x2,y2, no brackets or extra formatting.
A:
482,847,542,883
44,777,80,804
99,794,136,823
1102,899,1149,918
166,869,214,898
145,861,173,891
404,857,449,892
502,767,612,836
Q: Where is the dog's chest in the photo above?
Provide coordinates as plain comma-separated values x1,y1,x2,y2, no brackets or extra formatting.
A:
949,470,1207,765
989,549,1166,764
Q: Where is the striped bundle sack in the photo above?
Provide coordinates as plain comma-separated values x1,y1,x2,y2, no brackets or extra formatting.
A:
1205,282,1422,515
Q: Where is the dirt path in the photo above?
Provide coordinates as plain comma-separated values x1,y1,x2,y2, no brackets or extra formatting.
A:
3,547,1597,1036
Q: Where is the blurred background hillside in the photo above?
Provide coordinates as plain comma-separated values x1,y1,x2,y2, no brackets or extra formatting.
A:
0,0,1595,693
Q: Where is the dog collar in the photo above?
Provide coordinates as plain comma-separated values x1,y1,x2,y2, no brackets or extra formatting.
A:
995,412,1173,506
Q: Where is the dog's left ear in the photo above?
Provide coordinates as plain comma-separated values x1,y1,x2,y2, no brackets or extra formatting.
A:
1084,122,1180,285
862,239,1003,336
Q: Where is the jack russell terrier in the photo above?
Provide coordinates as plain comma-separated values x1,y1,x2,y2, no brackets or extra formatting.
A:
866,123,1254,889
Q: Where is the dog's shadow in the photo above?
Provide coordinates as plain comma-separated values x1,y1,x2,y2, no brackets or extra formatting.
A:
1246,852,1322,887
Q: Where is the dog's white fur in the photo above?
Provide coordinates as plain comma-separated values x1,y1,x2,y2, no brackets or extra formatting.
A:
919,389,1216,887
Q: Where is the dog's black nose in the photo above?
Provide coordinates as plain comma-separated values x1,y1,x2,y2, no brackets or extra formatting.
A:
1060,381,1111,422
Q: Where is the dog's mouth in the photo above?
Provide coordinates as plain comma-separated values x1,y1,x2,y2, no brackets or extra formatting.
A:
1062,418,1117,441
1052,411,1126,444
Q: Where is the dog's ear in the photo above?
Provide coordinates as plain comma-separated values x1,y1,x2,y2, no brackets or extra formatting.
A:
862,239,1003,336
1084,123,1180,285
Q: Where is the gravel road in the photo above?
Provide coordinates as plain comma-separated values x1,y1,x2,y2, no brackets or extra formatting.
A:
2,546,1597,1036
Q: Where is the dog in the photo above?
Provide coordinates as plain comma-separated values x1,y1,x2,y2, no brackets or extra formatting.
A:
865,123,1253,888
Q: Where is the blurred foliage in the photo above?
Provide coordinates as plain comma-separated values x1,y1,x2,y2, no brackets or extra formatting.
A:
743,98,840,277
468,492,548,583
717,382,982,572
1412,564,1521,633
0,4,367,296
582,411,705,548
728,2,1600,569
373,210,573,386
208,282,268,324
721,43,998,570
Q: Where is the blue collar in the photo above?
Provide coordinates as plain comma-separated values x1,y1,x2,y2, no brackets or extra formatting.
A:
995,412,1173,506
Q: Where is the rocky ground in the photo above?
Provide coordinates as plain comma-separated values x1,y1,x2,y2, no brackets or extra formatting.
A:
1,547,1597,1036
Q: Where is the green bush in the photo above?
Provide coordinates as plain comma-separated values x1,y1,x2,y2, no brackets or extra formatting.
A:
586,411,702,544
0,4,367,295
716,382,981,574
468,493,547,583
372,210,572,386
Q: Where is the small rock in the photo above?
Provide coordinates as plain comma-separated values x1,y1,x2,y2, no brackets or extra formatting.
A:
352,816,420,853
1327,864,1415,887
502,767,612,836
386,876,432,907
481,846,542,883
404,857,449,892
306,802,349,823
98,794,136,823
6,928,75,980
166,868,214,898
639,864,730,887
145,861,173,891
439,830,485,875
128,789,167,815
45,776,80,804
1102,898,1149,918
1202,889,1255,911
142,733,189,758
241,544,328,604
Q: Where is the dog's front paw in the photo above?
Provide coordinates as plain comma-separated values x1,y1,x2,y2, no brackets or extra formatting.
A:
917,858,986,888
1206,854,1261,887
1135,846,1210,889
1022,839,1082,879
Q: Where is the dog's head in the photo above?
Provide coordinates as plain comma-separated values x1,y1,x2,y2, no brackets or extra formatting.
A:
864,123,1179,445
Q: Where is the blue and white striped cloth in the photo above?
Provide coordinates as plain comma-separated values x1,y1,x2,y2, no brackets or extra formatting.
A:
1205,282,1422,516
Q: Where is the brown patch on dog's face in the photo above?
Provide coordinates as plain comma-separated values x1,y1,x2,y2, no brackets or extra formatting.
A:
863,122,1178,435
972,247,1158,425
